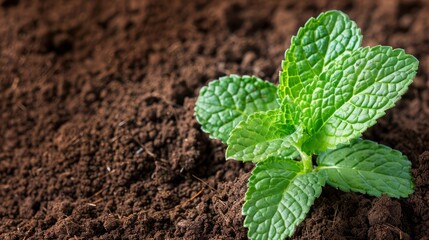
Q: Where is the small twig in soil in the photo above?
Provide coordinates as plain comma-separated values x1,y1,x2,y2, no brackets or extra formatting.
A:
191,175,227,207
384,223,410,240
11,77,19,91
63,135,81,149
118,120,128,127
55,216,72,238
87,185,109,201
331,203,339,227
17,102,27,111
89,198,103,206
132,137,167,161
191,174,216,192
96,169,116,181
175,189,204,209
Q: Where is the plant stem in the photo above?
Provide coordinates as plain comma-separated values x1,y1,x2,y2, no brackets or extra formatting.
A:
302,154,313,173
295,147,312,173
293,142,313,173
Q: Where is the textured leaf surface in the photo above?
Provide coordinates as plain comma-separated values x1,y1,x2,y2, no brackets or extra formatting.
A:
226,110,301,162
280,98,301,126
302,46,419,153
243,158,325,240
278,10,362,102
195,75,279,143
317,139,414,198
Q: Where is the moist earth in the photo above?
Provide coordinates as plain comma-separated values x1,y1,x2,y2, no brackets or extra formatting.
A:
1,0,429,239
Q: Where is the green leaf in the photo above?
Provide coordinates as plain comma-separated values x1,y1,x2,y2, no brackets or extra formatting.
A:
195,75,279,143
226,109,301,162
302,46,419,153
317,139,414,198
243,157,325,240
278,10,362,102
280,97,301,126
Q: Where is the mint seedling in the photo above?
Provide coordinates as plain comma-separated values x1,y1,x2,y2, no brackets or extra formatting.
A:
195,10,418,240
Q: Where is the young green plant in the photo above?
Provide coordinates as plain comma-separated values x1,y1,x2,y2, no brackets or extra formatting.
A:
195,10,418,240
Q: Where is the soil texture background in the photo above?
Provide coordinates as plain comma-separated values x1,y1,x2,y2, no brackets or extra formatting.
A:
1,0,429,239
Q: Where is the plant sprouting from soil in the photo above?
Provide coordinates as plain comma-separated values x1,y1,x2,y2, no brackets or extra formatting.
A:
194,10,418,240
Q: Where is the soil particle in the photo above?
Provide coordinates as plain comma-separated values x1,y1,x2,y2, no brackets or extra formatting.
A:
368,196,402,226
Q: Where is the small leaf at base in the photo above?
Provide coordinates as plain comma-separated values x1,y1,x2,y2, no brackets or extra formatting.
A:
317,139,414,198
244,157,326,240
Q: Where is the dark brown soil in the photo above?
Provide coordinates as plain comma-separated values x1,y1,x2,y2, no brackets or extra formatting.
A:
1,0,428,239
